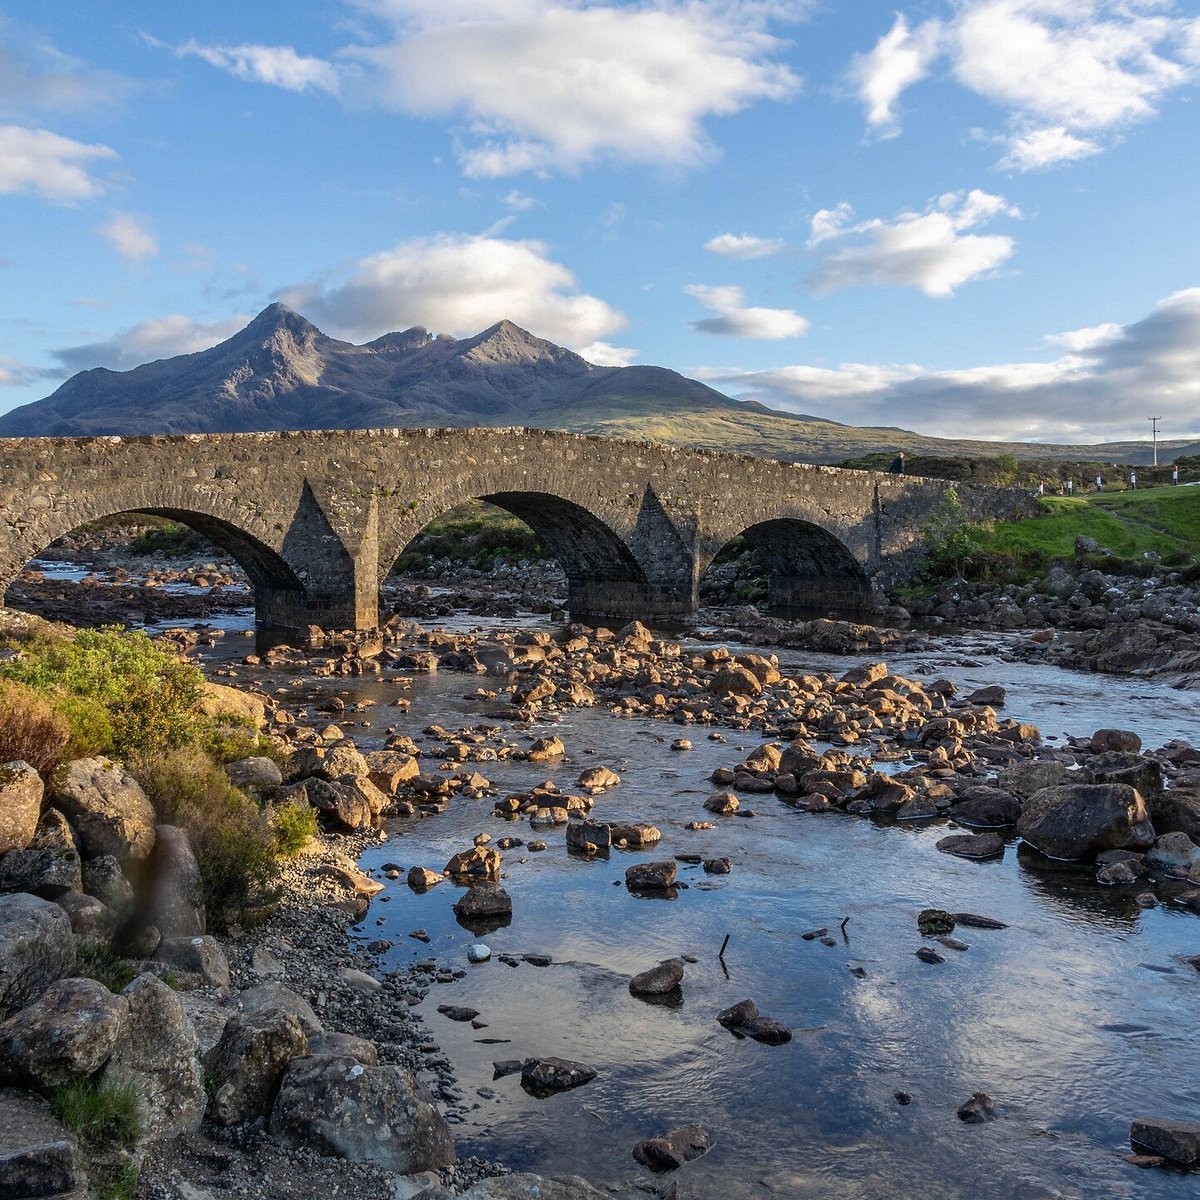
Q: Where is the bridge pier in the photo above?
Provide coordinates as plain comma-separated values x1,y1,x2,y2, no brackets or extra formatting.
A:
565,578,697,629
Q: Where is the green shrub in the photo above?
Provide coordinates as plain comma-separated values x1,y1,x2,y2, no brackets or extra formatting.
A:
271,801,318,856
74,939,137,995
129,520,207,558
0,628,204,761
0,680,73,775
50,1077,143,1149
135,749,280,927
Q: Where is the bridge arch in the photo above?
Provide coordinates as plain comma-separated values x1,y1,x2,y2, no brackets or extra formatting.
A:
699,517,874,614
1,487,307,643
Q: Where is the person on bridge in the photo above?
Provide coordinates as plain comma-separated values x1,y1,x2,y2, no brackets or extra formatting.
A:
889,451,906,474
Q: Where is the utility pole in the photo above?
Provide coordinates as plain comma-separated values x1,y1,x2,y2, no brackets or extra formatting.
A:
1149,416,1162,467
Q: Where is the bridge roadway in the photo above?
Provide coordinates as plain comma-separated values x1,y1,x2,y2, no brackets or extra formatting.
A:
0,427,1032,647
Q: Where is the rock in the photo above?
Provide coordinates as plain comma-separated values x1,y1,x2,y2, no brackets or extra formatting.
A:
200,682,266,728
526,737,566,762
81,855,134,912
1097,859,1142,886
468,943,491,963
917,909,956,935
1145,832,1200,871
704,792,740,815
288,743,370,783
1144,788,1200,841
948,787,1021,828
225,756,283,791
565,821,611,852
270,1054,456,1172
915,947,944,964
1091,728,1142,754
609,823,661,848
716,998,792,1045
513,677,555,706
298,778,374,832
1130,1117,1200,1166
0,978,126,1088
339,968,380,992
365,750,420,794
0,893,75,1010
0,762,44,854
445,847,502,881
51,757,157,862
957,1091,999,1123
1017,784,1155,860
155,935,231,988
629,959,684,996
0,1087,84,1198
967,685,1006,706
520,1057,597,1095
313,863,385,899
407,866,443,891
578,766,620,793
935,833,1004,860
996,759,1068,798
102,972,206,1138
632,1123,715,1172
55,892,113,937
206,1007,309,1126
239,983,323,1037
0,846,81,898
703,857,733,875
459,1175,609,1200
709,665,762,697
437,1005,479,1022
454,885,512,921
625,861,677,891
140,824,205,937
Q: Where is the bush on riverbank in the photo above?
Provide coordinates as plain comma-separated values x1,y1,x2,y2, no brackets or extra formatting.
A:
0,679,74,775
391,500,544,573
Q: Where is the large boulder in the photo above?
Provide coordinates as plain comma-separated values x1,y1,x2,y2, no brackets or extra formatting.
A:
51,758,156,863
101,972,206,1139
709,665,762,697
287,743,369,783
996,760,1068,799
948,787,1022,828
0,978,127,1088
459,1175,608,1200
0,1087,85,1199
154,935,231,988
0,847,81,899
225,756,283,791
270,1054,455,1172
0,762,44,854
0,893,74,1009
199,682,266,728
294,778,374,832
238,983,323,1037
205,1008,309,1126
1017,784,1155,860
140,825,205,938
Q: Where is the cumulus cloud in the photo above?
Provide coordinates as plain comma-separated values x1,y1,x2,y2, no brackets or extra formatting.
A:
98,212,158,262
163,2,799,176
280,233,625,348
577,340,639,366
807,189,1019,298
703,232,786,259
171,39,340,94
54,314,250,373
0,124,116,202
696,287,1200,442
685,283,808,338
851,1,1200,169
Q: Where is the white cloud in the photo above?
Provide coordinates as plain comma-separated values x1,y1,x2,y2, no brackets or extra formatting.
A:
0,355,44,387
852,2,1200,169
0,124,116,203
703,232,786,259
696,287,1200,442
0,30,137,118
502,189,541,211
281,233,625,348
578,340,638,366
272,2,797,176
807,189,1019,298
848,13,942,136
172,40,340,94
54,314,250,373
685,283,809,338
98,211,159,262
995,124,1104,171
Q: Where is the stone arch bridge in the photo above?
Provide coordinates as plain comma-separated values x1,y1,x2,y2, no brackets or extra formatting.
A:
0,428,1032,646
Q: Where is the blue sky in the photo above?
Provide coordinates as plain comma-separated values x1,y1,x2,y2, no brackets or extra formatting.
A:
2,0,1199,442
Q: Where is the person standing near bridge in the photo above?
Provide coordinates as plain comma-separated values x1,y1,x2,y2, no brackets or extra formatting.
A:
1174,465,1180,486
889,451,905,474
1129,470,1137,490
1095,473,1104,492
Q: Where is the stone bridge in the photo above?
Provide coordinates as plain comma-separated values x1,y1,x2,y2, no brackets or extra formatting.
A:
0,428,1033,646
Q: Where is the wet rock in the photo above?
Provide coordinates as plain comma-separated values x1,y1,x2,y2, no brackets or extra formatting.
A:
610,823,661,848
270,1054,456,1172
206,1008,310,1126
437,1005,480,1022
967,685,1005,706
1097,859,1144,885
1145,832,1200,871
957,1091,999,1123
527,737,566,762
716,999,792,1045
408,866,443,891
1017,783,1155,860
935,833,1004,860
445,846,502,881
917,909,956,935
520,1056,597,1095
453,885,512,921
629,959,685,996
709,665,762,697
954,912,1008,930
578,766,620,793
625,861,677,891
703,857,732,875
1091,729,1142,755
1130,1118,1200,1165
565,820,611,852
704,792,740,815
140,824,205,938
996,760,1067,798
0,762,44,854
103,972,207,1138
0,978,127,1088
948,787,1021,828
51,756,157,862
468,943,491,963
632,1123,715,1172
459,1173,609,1199
915,947,945,964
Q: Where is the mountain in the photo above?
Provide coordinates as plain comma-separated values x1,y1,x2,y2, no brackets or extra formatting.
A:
1,304,1193,464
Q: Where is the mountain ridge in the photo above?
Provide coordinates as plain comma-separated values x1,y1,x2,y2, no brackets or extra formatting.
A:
0,304,1192,464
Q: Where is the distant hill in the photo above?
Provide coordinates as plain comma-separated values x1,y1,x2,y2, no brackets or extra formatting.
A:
0,304,1192,465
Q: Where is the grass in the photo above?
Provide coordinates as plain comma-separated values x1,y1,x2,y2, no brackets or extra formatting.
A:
49,1077,143,1200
